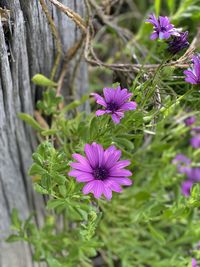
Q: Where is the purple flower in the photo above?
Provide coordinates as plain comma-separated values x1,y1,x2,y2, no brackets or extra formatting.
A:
184,116,196,126
68,143,133,200
91,86,137,124
192,258,200,267
184,54,200,84
187,168,200,182
173,155,200,197
172,154,191,174
168,31,189,54
146,14,179,40
181,180,193,196
192,127,200,132
190,135,200,148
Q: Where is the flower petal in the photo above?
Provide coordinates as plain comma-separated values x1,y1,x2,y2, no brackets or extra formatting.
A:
82,181,96,194
76,173,95,182
109,169,132,177
150,32,158,40
109,177,133,186
95,143,104,166
104,180,122,192
96,110,107,116
68,170,91,177
92,180,104,199
103,88,116,103
103,187,112,200
72,153,91,167
120,101,137,111
111,114,121,124
109,160,131,170
91,93,107,107
84,144,98,168
181,180,193,197
185,77,197,84
146,14,159,27
70,162,92,172
104,149,122,169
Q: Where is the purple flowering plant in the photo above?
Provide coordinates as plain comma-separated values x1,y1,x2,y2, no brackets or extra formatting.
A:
184,54,200,84
7,4,200,267
192,258,200,267
146,14,178,40
69,143,132,200
184,116,196,126
91,86,137,124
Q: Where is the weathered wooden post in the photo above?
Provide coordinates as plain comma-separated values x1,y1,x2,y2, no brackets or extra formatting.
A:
0,1,87,266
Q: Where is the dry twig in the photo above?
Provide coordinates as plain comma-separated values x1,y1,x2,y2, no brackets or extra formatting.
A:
49,0,87,33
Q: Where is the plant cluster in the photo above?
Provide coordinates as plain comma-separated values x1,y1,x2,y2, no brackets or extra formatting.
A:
7,1,200,267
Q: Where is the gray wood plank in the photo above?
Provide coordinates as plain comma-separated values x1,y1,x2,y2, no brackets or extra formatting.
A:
0,0,87,266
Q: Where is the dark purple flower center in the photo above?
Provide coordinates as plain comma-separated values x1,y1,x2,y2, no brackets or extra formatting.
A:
93,167,109,180
160,26,167,32
107,101,119,112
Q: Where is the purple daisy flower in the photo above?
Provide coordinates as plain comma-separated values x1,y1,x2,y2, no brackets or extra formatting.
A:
187,168,200,182
184,54,200,84
181,180,193,196
190,135,200,148
146,14,179,40
173,155,200,197
184,116,196,126
91,86,137,124
168,31,189,54
192,127,200,132
68,143,133,200
192,258,200,267
172,154,191,174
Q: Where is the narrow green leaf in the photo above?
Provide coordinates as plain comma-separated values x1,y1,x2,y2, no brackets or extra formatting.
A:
28,163,47,176
11,209,21,229
41,129,57,136
18,113,43,131
155,0,161,16
167,0,175,14
47,199,65,209
32,74,57,87
6,235,22,243
148,224,166,245
34,184,49,195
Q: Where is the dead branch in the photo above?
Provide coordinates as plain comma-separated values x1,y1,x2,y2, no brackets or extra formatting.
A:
49,0,87,33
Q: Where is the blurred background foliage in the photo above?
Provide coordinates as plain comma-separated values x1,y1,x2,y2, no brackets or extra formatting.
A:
8,0,200,266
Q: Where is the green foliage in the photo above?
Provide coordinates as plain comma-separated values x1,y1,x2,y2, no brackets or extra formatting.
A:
18,113,43,131
37,88,63,116
8,1,200,267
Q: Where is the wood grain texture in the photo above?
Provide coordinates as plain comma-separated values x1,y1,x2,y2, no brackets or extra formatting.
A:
0,0,87,266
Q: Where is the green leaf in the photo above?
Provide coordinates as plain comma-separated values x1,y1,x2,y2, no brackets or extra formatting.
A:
34,183,49,195
11,209,22,229
59,185,67,197
47,257,63,267
47,199,65,210
6,235,22,243
29,163,47,176
155,0,161,16
32,74,57,87
113,137,134,150
41,129,58,136
18,113,43,131
54,173,66,185
167,0,175,14
148,224,166,245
